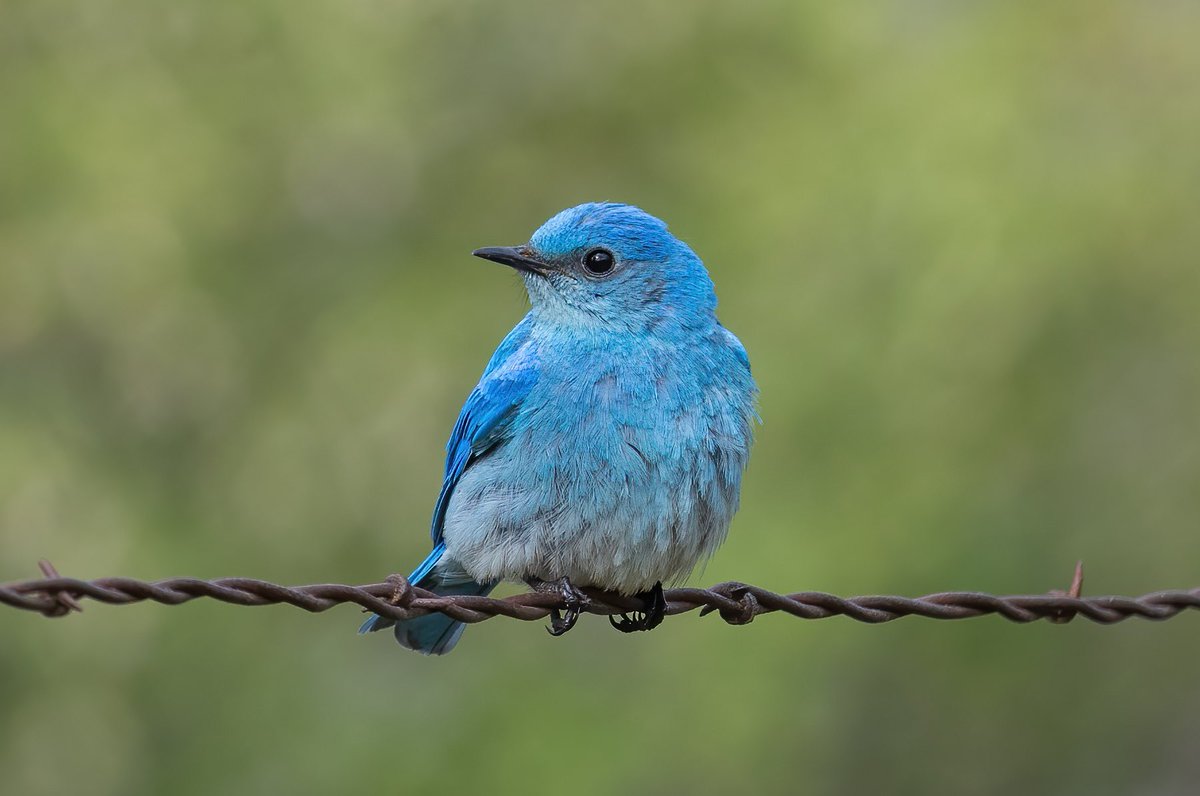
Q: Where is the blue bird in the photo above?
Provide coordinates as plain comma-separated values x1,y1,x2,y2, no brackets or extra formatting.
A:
360,203,757,654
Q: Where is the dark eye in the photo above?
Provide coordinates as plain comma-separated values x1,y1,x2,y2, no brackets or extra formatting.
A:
582,248,615,277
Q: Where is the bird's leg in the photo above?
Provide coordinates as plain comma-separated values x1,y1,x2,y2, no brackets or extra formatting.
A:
609,581,667,633
642,581,667,630
526,576,591,637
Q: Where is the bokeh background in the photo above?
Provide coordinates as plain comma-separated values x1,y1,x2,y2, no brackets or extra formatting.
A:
3,3,1199,794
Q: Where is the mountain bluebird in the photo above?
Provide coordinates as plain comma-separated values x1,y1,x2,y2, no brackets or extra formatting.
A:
360,202,757,654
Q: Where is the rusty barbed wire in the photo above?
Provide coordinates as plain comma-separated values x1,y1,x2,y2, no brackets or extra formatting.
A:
1,560,1198,628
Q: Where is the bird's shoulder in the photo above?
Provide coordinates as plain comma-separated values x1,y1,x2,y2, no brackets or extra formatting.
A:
707,322,752,372
479,313,536,380
452,314,540,455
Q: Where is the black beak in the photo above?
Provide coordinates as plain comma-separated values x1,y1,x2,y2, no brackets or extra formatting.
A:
472,246,550,276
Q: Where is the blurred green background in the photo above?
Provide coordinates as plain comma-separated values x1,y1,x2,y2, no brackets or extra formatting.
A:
3,3,1199,794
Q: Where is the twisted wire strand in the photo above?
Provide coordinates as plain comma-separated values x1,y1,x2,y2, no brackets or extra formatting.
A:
2,562,1198,627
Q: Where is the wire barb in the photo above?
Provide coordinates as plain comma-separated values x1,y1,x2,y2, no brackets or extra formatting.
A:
1,561,1199,628
36,559,83,616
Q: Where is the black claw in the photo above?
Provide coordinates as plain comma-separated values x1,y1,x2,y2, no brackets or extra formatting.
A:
547,608,577,636
609,611,643,633
537,577,590,637
608,582,667,633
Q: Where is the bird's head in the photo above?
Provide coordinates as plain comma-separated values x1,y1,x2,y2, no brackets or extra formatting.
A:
473,203,717,333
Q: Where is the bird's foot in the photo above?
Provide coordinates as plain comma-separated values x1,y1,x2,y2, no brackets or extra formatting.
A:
528,577,591,637
609,581,667,633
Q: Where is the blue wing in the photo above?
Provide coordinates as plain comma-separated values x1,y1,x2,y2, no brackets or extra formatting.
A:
359,320,536,644
430,314,538,545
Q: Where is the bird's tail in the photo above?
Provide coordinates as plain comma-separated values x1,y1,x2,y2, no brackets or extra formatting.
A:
358,546,495,655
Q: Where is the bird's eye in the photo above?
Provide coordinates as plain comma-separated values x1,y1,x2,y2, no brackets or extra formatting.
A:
582,248,615,277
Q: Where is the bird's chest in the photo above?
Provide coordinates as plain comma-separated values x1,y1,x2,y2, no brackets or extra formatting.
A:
514,345,706,488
